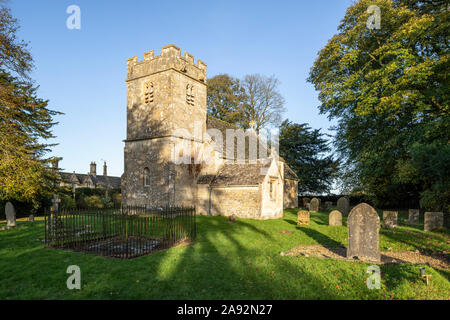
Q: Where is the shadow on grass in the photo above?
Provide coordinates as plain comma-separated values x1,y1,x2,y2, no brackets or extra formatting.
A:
1,215,449,300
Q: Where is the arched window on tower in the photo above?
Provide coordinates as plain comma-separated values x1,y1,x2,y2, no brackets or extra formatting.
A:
144,167,150,187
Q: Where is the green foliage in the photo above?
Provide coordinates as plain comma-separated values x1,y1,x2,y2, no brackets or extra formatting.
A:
60,194,76,210
279,120,339,194
207,74,245,125
0,5,61,205
207,73,286,131
308,0,449,210
84,195,104,209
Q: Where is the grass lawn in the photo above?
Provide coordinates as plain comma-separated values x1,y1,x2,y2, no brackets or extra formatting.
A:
0,209,449,300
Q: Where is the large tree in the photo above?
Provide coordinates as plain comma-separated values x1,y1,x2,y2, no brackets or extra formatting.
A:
0,4,60,207
207,74,245,125
279,120,339,194
241,74,286,132
308,0,449,210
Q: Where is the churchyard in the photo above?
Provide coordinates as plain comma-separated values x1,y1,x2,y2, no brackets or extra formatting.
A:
1,205,449,300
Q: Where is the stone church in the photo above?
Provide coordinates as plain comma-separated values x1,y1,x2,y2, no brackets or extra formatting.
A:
122,44,298,219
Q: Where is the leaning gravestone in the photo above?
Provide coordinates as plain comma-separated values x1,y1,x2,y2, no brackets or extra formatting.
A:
347,203,380,262
382,211,398,229
5,202,16,229
329,210,342,226
424,212,444,232
302,198,310,209
408,209,420,224
297,210,310,226
310,198,320,212
337,197,350,215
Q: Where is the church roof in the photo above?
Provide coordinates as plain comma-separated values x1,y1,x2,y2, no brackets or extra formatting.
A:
284,164,298,180
205,116,299,182
198,162,270,186
206,116,271,162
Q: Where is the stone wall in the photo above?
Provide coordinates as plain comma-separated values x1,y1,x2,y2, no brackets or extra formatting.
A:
209,186,261,219
283,178,298,208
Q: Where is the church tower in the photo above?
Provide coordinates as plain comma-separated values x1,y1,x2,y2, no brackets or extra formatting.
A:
122,44,207,207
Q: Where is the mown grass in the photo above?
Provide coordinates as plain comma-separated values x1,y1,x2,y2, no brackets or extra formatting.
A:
0,209,449,300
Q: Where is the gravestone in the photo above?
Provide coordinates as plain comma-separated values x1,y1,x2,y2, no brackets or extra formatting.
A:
337,197,350,215
306,203,310,210
302,198,310,208
310,198,320,212
29,215,35,222
382,211,398,229
297,210,310,226
5,202,16,229
329,210,342,226
424,212,444,232
408,209,420,224
325,201,333,210
347,203,380,262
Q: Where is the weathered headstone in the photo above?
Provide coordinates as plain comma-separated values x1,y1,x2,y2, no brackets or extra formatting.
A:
5,202,16,229
29,215,35,222
325,201,333,210
302,198,310,208
424,212,444,232
310,198,320,212
297,210,310,226
347,203,380,262
337,197,350,215
329,210,342,226
408,209,420,224
382,211,398,229
306,203,310,210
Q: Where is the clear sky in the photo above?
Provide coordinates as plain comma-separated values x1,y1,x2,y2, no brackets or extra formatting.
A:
9,0,352,177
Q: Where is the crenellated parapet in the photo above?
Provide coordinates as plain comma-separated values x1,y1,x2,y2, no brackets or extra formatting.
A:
126,44,207,84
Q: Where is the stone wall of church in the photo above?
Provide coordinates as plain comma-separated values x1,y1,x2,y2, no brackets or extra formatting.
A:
209,186,261,219
283,179,298,208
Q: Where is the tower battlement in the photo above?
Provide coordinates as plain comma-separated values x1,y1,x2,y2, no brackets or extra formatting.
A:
126,44,207,84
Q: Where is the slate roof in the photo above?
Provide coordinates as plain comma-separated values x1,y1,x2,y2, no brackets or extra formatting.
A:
206,116,271,161
202,116,299,185
284,164,298,180
198,163,270,186
60,172,121,189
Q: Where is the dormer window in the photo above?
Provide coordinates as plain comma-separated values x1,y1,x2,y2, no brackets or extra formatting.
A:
144,82,154,104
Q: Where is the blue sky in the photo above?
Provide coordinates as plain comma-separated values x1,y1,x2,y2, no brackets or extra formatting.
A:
10,0,352,177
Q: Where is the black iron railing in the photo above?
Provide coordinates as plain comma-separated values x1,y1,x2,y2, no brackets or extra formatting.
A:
44,206,196,259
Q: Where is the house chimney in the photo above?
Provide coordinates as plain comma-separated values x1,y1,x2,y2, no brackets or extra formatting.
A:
90,162,97,177
103,161,107,176
52,157,59,169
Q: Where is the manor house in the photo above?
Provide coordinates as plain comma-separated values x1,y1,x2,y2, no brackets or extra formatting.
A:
122,44,298,219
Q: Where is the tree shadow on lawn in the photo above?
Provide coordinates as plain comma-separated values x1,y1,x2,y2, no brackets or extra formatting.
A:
0,216,387,300
2,216,448,299
380,227,450,253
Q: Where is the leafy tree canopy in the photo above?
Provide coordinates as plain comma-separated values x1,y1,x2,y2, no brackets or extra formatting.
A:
279,120,339,194
0,4,60,206
308,0,449,210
